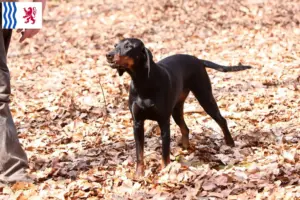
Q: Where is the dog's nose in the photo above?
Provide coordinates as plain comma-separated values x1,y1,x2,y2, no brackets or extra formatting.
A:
106,53,114,60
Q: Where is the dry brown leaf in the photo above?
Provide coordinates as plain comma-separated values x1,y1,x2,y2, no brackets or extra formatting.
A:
202,181,217,191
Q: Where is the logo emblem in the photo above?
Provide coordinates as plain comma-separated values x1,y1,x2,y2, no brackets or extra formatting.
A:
23,7,37,24
2,2,42,29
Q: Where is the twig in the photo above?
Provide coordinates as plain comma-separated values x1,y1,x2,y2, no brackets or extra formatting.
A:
184,109,205,114
96,77,108,143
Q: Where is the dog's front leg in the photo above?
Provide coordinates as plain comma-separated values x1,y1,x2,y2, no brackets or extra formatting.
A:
158,119,171,168
133,120,145,177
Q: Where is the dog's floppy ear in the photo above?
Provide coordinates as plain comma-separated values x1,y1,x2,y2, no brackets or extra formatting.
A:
117,69,125,76
143,47,153,77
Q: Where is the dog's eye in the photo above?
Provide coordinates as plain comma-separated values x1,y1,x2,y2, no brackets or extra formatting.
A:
114,44,117,48
124,44,133,49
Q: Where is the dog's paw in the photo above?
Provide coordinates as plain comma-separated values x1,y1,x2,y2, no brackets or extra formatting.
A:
225,139,235,147
134,164,145,179
177,136,190,150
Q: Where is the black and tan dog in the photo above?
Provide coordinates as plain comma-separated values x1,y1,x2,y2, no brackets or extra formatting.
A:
106,38,251,177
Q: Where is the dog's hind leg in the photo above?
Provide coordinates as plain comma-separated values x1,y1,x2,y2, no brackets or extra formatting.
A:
172,90,190,149
190,78,235,147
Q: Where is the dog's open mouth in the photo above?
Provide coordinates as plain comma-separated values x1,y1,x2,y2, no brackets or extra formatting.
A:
107,61,126,69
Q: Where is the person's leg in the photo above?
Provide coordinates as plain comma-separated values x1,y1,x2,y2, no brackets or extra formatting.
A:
0,28,30,183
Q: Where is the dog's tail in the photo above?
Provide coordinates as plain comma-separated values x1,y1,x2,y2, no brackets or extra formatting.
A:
202,60,252,72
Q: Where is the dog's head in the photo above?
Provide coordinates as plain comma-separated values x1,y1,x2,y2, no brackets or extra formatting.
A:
106,38,153,76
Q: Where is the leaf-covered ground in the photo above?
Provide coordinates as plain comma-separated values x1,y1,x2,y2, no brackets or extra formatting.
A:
1,0,299,199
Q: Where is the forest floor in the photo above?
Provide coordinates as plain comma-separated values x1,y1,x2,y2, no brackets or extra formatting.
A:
1,0,299,199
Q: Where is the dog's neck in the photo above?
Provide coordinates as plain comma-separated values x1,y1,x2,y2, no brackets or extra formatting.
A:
129,59,155,81
128,60,165,95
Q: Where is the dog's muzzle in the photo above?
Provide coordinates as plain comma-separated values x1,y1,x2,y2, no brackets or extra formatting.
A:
106,52,127,69
106,52,119,68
